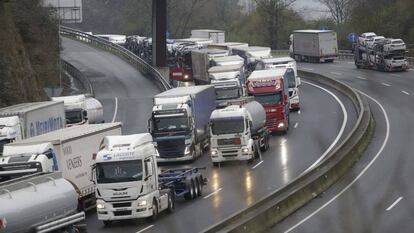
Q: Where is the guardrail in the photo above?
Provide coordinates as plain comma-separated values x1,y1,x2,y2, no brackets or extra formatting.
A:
203,71,374,233
59,26,171,91
61,59,94,96
271,50,354,60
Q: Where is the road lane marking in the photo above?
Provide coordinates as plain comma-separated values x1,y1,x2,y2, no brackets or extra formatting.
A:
356,76,366,80
302,68,314,71
402,91,410,95
285,90,390,233
301,81,347,174
280,139,287,145
203,187,223,199
330,72,342,76
297,110,301,115
136,225,154,233
381,82,391,87
389,74,401,78
111,97,118,123
294,122,299,128
386,197,403,211
252,160,264,169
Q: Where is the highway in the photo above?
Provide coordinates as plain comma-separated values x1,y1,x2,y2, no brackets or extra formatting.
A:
270,61,414,233
61,38,359,233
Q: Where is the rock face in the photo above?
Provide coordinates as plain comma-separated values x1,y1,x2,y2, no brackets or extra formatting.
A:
0,0,60,107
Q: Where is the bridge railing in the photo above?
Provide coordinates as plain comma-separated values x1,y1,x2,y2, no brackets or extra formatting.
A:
61,59,94,96
60,26,171,91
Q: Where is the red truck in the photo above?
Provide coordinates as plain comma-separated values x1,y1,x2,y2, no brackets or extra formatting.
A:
247,69,290,134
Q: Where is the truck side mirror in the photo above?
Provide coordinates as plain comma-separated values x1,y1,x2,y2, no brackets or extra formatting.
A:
297,77,301,86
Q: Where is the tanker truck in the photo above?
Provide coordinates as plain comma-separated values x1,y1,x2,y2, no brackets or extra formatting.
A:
209,98,270,166
0,172,85,233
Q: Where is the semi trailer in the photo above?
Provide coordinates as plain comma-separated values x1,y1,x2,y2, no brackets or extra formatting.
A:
191,49,229,85
191,29,225,43
93,134,207,226
232,46,272,73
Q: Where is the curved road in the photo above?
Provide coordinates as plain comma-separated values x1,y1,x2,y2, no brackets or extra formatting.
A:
271,61,414,233
61,38,359,233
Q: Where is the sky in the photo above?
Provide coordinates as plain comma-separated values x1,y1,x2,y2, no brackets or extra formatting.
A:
293,0,329,20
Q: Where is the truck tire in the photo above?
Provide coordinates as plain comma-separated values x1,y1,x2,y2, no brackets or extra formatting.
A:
103,220,112,228
150,200,158,221
184,179,195,200
191,179,198,198
167,191,175,213
195,177,202,197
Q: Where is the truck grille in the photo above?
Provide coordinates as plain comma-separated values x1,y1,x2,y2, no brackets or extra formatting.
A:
221,150,238,157
157,139,186,158
218,138,237,146
265,119,278,128
112,202,131,208
114,210,132,216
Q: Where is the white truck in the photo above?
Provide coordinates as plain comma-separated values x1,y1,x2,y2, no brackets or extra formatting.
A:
52,94,104,126
148,86,216,162
0,123,122,208
0,101,66,154
93,134,207,226
255,57,301,111
231,46,272,73
211,55,245,67
191,49,229,85
0,172,86,233
191,29,225,43
208,64,246,108
209,99,269,166
290,30,338,63
208,42,248,52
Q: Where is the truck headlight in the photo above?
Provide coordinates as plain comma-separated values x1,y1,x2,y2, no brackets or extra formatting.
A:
97,203,105,209
278,122,285,128
184,145,191,155
137,200,147,207
184,74,189,80
242,148,249,154
211,149,218,157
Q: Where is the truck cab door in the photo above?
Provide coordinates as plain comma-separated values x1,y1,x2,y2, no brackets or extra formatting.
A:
144,158,155,192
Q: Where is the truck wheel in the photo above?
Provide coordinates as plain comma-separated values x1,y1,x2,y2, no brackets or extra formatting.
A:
167,192,175,213
150,200,158,221
195,177,203,197
103,220,112,228
191,179,198,198
184,179,195,200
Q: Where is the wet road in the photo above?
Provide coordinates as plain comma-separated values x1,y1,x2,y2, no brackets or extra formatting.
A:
61,38,358,233
271,61,414,233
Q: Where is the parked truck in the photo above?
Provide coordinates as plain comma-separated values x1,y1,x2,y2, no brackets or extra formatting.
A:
148,86,216,162
0,172,86,233
247,69,290,134
290,30,338,63
191,49,229,85
191,29,225,43
0,123,122,208
232,46,272,73
208,64,246,108
0,101,65,154
92,134,207,226
255,57,301,110
209,98,269,166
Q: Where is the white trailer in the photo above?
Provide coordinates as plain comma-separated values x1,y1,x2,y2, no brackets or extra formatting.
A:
232,46,272,72
0,172,85,233
208,42,248,52
52,95,88,126
292,30,338,63
191,29,225,43
191,49,229,85
85,97,104,123
0,123,122,208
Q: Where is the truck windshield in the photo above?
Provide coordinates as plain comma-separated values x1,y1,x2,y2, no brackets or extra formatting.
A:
96,160,143,183
253,92,282,106
154,115,189,132
66,110,83,124
211,118,244,135
215,87,240,100
285,69,296,88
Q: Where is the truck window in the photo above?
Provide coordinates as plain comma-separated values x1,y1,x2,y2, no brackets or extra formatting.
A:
154,114,189,132
96,160,143,183
253,92,282,106
285,69,296,88
66,110,83,124
211,117,244,135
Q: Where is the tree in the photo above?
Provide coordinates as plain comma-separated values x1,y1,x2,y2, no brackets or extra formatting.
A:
318,0,354,25
253,0,296,49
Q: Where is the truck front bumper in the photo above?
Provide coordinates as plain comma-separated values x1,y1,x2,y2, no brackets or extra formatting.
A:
96,199,152,221
211,147,253,162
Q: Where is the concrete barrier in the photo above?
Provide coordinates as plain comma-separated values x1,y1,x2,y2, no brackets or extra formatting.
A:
203,71,374,233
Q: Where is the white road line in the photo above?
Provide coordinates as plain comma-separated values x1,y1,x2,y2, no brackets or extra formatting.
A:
285,90,390,233
136,225,154,233
389,74,401,78
330,72,342,76
402,91,410,96
280,139,287,145
297,110,301,115
381,82,391,87
203,187,223,199
386,197,403,211
302,68,314,71
111,97,118,123
252,160,264,169
301,81,347,174
294,122,299,128
356,76,366,80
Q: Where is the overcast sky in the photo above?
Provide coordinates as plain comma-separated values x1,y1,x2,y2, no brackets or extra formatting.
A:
293,0,329,19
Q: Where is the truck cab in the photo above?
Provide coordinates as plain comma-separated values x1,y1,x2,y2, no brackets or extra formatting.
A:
0,142,58,181
52,95,88,126
232,46,272,73
94,134,165,225
0,116,22,155
255,57,301,111
247,69,290,134
169,42,199,83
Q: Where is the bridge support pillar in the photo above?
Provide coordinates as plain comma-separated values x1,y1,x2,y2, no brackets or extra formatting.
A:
152,0,167,68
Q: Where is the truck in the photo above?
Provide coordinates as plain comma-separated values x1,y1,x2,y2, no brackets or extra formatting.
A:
0,172,86,233
85,96,105,123
211,55,244,67
92,134,207,226
191,29,225,43
354,37,409,72
191,49,229,85
208,42,248,52
209,99,269,166
290,30,338,63
247,69,290,134
0,101,66,154
168,42,200,83
208,64,246,108
255,57,301,111
0,123,122,208
232,46,272,73
148,86,216,162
